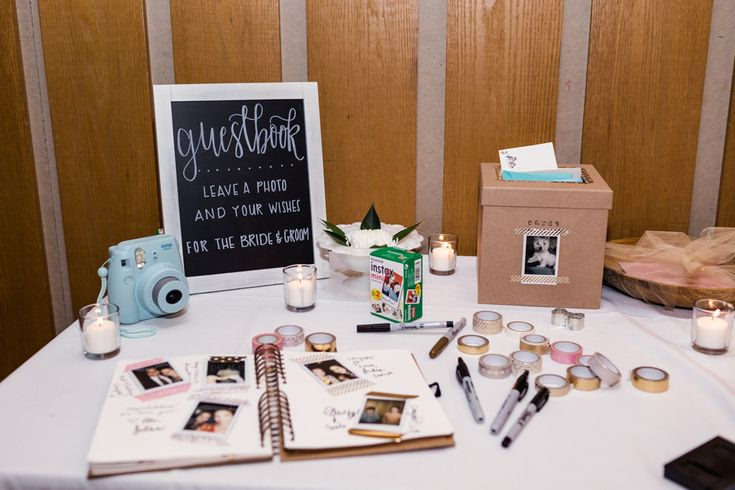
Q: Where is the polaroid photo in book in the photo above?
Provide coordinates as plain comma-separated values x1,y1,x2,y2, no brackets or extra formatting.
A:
203,356,247,387
126,358,190,400
173,400,243,446
349,393,418,439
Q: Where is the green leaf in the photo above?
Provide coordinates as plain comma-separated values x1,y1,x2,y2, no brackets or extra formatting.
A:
321,219,347,242
392,221,423,242
323,229,349,246
360,203,381,230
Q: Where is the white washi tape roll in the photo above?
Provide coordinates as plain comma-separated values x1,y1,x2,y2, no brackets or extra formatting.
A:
478,354,513,379
510,350,542,374
274,325,305,348
588,352,621,386
505,321,535,338
535,373,570,397
473,310,503,335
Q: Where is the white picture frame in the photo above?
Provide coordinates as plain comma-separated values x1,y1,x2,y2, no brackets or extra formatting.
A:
153,82,329,293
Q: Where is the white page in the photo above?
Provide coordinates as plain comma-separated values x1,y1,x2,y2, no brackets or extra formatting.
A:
281,350,453,451
499,142,558,172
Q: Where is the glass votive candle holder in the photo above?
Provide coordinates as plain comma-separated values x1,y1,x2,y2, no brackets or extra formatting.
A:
79,303,121,360
428,234,458,275
283,264,317,312
691,299,734,355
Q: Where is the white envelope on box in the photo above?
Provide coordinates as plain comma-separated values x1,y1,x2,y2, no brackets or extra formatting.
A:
499,142,557,172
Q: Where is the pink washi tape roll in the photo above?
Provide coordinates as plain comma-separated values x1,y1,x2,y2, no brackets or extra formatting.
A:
550,341,583,364
251,332,285,353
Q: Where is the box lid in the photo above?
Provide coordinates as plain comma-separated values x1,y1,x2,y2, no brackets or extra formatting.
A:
480,164,613,210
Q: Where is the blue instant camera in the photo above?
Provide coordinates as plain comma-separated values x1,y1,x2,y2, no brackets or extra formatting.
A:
105,234,189,324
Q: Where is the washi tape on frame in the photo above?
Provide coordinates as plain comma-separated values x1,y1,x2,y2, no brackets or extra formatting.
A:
588,352,621,387
472,311,503,335
251,332,285,353
535,374,570,397
566,365,601,391
519,334,550,355
550,341,583,364
505,321,535,338
457,335,490,355
305,332,337,353
478,354,513,379
631,366,669,393
510,350,542,374
274,325,305,348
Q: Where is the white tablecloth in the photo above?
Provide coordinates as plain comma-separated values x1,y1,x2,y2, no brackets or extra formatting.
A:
1,256,733,490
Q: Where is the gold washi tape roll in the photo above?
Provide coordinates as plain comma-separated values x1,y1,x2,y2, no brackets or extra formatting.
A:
505,321,535,338
478,354,512,379
535,373,570,397
510,350,542,374
566,365,601,391
519,334,550,355
457,334,489,355
472,310,503,335
305,332,337,353
631,366,669,393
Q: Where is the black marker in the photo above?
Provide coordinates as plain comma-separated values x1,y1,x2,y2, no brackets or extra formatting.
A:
501,387,550,448
490,370,529,434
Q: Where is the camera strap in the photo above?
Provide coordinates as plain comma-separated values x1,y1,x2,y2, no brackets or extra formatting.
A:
97,259,156,339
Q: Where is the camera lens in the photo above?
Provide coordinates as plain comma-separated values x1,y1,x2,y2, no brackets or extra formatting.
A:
166,290,183,305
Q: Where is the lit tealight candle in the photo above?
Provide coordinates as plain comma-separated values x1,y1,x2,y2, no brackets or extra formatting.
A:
429,234,458,275
691,299,734,355
283,264,317,311
83,317,119,354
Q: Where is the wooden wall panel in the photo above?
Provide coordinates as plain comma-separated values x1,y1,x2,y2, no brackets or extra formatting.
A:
170,0,281,83
307,0,418,226
717,67,735,226
582,0,712,239
0,0,55,379
38,0,160,312
443,0,563,255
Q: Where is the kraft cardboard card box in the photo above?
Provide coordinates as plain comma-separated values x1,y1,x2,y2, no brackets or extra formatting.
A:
369,247,423,322
477,164,613,308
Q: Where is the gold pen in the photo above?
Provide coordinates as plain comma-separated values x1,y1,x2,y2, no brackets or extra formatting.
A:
429,317,467,358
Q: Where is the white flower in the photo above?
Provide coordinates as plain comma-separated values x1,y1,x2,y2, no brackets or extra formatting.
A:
347,228,397,249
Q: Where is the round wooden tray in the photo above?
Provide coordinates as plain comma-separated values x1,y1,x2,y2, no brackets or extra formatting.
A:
603,238,735,309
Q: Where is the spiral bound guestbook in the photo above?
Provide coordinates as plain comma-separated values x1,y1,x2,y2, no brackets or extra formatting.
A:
86,348,454,477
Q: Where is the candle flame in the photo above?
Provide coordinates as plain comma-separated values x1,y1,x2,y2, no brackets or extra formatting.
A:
297,273,303,282
439,234,445,240
712,309,721,320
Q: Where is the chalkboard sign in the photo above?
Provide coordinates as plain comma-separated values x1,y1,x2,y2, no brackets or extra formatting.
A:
153,83,328,293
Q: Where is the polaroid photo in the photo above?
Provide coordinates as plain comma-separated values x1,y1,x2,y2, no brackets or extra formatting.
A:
522,234,560,280
300,358,373,396
203,356,247,387
405,288,420,304
127,359,190,400
349,393,417,438
173,400,242,446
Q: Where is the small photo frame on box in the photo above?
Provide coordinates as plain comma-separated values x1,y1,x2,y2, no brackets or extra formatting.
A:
204,356,247,385
349,392,417,438
522,234,560,278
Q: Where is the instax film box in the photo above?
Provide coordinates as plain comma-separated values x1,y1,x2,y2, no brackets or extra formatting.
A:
369,247,423,322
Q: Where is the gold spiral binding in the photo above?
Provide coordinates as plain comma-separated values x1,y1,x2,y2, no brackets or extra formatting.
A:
254,344,294,451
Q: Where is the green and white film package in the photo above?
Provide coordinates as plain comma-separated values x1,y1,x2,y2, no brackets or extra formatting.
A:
369,247,423,322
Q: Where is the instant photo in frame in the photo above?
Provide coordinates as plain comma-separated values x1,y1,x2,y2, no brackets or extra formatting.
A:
153,83,329,293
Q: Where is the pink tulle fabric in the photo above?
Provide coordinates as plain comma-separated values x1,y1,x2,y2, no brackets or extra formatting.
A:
606,228,735,289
